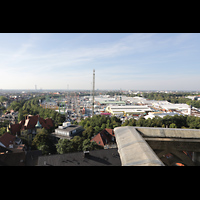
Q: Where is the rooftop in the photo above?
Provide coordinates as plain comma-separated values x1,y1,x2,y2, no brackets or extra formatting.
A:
38,148,121,166
114,126,164,166
0,132,16,148
91,128,115,147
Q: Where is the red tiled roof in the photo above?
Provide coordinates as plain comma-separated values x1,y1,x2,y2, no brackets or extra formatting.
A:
91,133,105,147
9,115,54,135
0,132,16,148
22,115,54,130
24,115,38,129
45,118,54,129
90,129,115,147
10,124,22,135
105,128,114,136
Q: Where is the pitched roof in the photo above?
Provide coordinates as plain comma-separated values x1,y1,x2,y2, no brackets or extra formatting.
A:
0,152,26,166
38,148,121,166
105,128,114,136
22,115,38,129
90,129,115,147
21,115,54,130
45,118,54,128
0,132,16,148
91,132,105,146
9,123,22,135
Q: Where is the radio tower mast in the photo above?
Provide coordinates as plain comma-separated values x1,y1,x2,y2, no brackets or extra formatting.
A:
92,69,95,117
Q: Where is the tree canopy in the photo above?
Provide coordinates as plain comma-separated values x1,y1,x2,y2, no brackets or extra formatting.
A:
121,114,200,129
15,97,65,127
32,128,56,155
56,136,102,154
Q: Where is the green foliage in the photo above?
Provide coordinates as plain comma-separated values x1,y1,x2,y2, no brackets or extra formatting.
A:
169,123,177,128
56,115,120,154
0,96,8,102
17,97,65,127
79,115,121,135
82,126,94,139
56,139,72,154
123,114,200,129
0,121,9,129
32,128,56,155
56,137,103,154
0,127,7,136
141,92,200,108
82,139,103,151
9,100,25,112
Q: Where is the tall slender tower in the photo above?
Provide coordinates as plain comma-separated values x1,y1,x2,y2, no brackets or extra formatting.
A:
92,69,95,117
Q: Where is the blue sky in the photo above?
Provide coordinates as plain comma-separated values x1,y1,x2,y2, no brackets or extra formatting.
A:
0,33,200,90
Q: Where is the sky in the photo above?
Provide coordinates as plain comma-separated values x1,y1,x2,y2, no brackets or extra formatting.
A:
0,33,200,91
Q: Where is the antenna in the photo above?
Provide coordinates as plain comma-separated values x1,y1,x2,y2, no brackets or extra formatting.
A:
92,69,95,117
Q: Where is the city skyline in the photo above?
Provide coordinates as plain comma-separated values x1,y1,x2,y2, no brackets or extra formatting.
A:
0,33,200,91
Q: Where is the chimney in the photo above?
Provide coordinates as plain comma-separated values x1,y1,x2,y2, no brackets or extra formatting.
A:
83,151,90,158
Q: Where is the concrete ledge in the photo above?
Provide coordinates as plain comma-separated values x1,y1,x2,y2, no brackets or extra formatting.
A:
114,126,164,166
136,127,200,138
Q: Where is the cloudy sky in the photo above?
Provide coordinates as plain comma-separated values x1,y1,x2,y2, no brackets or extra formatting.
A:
0,33,200,90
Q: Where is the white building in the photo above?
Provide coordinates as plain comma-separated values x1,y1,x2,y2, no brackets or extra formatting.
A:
52,122,84,139
144,112,181,119
106,105,152,116
160,103,189,111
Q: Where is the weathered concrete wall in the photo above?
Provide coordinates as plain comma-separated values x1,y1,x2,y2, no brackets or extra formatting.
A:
136,127,200,138
114,126,164,166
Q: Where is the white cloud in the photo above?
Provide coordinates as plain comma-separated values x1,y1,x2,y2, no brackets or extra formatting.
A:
0,33,199,90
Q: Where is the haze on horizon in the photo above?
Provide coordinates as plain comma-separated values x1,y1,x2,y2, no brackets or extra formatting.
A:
0,33,200,91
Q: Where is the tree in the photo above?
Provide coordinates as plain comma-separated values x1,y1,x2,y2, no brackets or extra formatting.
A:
0,127,7,136
38,145,50,155
32,128,56,155
82,126,94,139
106,122,111,129
169,123,177,128
56,139,74,154
0,96,8,102
136,117,146,127
101,123,106,130
17,108,25,122
128,118,137,126
94,126,101,134
71,136,83,152
121,119,129,126
82,138,103,151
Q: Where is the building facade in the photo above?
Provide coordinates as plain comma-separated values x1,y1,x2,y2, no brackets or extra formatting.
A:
106,105,152,116
53,122,84,140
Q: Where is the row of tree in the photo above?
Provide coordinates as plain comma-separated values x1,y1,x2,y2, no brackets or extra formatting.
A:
142,92,192,101
122,114,200,129
79,115,121,136
9,97,65,128
142,92,200,108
